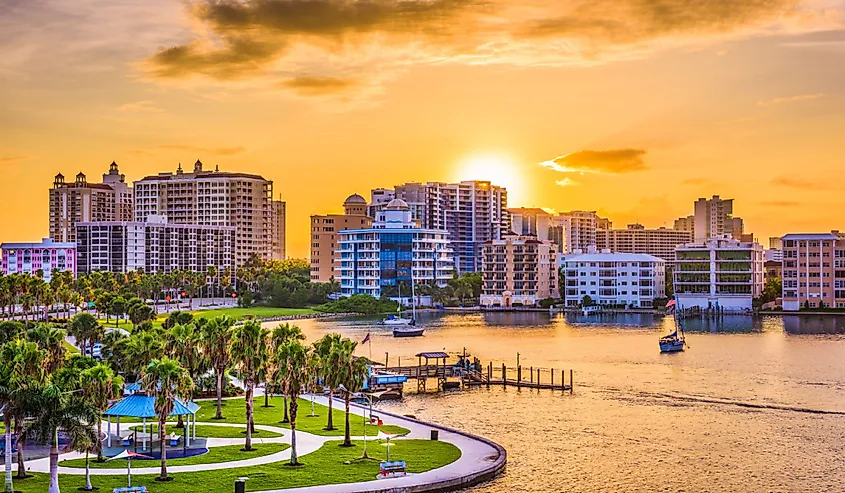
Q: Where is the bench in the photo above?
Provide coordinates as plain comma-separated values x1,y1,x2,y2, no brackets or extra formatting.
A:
169,433,182,446
113,487,148,493
122,434,134,446
379,460,407,477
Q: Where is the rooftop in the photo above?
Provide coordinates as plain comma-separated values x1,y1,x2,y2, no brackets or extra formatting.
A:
781,233,838,240
564,252,665,263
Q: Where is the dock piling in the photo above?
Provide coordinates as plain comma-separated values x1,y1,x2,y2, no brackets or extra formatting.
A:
502,364,507,388
530,366,533,383
517,366,522,389
570,369,574,394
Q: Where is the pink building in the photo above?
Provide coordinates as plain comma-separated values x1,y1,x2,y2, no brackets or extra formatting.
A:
1,238,77,281
781,232,845,310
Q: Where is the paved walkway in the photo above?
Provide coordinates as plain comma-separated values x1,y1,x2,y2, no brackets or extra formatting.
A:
15,394,505,492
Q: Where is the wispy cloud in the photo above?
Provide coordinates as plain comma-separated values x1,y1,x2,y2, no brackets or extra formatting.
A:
279,76,357,96
541,148,647,174
757,93,826,107
158,144,246,156
760,200,800,207
0,155,33,165
118,101,165,113
771,176,838,191
555,178,577,187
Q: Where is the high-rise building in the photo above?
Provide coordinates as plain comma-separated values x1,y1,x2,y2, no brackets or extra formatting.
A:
368,181,509,273
693,195,743,241
480,234,559,307
508,208,552,240
596,224,693,262
133,160,273,267
75,215,235,275
1,238,77,281
674,215,695,238
271,198,286,260
674,235,764,311
310,195,373,283
337,199,454,298
780,232,845,310
562,251,665,308
549,211,609,254
49,162,133,243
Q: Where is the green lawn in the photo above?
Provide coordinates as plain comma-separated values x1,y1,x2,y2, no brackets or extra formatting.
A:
60,443,289,469
128,424,283,439
14,439,460,493
62,340,79,354
189,306,316,321
194,396,410,437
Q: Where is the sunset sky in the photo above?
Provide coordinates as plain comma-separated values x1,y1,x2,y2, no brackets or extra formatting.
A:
1,0,843,258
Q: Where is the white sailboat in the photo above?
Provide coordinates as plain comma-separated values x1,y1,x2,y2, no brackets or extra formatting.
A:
392,273,424,337
382,282,414,326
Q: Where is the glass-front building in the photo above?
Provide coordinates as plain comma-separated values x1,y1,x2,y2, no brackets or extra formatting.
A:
338,199,453,298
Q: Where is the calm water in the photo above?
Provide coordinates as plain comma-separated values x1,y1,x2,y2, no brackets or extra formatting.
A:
285,313,845,492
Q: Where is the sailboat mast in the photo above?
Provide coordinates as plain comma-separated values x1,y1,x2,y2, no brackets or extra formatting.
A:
411,262,416,320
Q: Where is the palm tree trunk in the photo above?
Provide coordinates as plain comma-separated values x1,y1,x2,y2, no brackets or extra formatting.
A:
325,393,335,431
342,394,352,447
158,417,167,480
96,418,104,462
84,451,92,490
215,370,224,420
4,415,13,493
289,398,299,465
282,395,289,423
244,384,253,451
15,420,25,479
48,428,59,493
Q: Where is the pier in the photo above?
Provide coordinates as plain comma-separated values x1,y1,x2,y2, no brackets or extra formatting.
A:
382,351,574,394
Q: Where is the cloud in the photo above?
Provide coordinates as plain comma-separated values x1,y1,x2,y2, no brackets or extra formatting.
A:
555,178,577,187
279,76,357,96
771,176,838,191
681,177,712,186
541,148,647,174
759,200,800,207
158,144,247,156
118,101,165,113
0,156,33,165
142,0,838,90
757,93,826,107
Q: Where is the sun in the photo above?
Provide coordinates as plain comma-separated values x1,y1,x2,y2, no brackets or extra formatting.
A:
456,154,523,202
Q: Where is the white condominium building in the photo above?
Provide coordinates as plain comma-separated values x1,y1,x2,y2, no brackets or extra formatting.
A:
75,215,235,275
480,234,559,307
562,251,666,308
337,199,453,298
133,160,273,266
674,236,764,311
596,224,693,262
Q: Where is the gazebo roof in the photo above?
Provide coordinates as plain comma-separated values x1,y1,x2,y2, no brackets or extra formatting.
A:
104,394,197,418
415,351,448,359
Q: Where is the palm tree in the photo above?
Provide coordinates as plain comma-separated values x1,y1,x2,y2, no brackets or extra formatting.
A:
0,340,46,493
28,385,99,493
164,323,204,429
200,316,235,420
66,421,97,491
312,333,341,431
80,364,123,462
277,340,311,465
269,323,304,419
335,339,368,447
26,324,66,373
229,320,268,451
125,331,164,376
142,358,193,482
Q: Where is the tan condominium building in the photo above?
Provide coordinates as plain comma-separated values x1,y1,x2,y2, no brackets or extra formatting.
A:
271,198,286,260
480,234,559,307
548,211,611,254
781,232,845,310
597,224,693,262
49,162,134,243
133,160,273,267
310,194,373,283
509,208,552,240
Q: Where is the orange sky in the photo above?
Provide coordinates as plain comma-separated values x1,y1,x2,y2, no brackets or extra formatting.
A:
1,0,844,258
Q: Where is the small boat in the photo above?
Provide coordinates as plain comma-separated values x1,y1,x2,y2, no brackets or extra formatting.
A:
393,326,425,338
659,331,685,353
582,305,602,316
382,315,415,326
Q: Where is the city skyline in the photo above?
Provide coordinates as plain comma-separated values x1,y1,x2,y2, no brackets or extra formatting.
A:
1,0,844,257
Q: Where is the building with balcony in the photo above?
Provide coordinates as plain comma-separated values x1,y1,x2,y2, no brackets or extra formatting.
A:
49,162,134,243
337,199,453,298
271,198,286,260
674,236,764,311
76,216,234,275
508,208,552,240
480,234,559,307
133,160,273,266
310,194,373,283
780,232,845,310
596,224,693,262
562,250,665,308
692,195,744,241
1,238,77,281
548,211,611,254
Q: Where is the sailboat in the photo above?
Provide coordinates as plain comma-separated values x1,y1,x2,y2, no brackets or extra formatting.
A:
382,282,415,326
659,299,685,353
392,276,424,337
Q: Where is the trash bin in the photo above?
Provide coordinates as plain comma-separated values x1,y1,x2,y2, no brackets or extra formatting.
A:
235,479,246,493
430,429,439,441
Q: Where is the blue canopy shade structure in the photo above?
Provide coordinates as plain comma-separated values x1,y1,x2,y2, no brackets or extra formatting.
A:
104,394,197,419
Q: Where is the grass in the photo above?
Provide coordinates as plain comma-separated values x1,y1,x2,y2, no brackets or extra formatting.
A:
14,439,460,492
189,306,317,321
59,443,289,469
193,396,410,437
62,340,79,354
128,424,283,439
